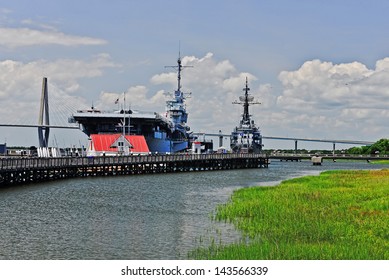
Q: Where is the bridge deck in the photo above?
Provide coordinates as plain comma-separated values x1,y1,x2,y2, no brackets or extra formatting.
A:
270,153,389,161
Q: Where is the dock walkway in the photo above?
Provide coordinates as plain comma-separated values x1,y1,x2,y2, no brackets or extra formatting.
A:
0,153,269,187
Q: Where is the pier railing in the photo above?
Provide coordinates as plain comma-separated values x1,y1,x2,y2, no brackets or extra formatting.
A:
0,153,268,171
0,153,269,187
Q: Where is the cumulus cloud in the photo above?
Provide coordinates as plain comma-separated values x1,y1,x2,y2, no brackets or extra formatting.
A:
275,58,389,140
97,86,166,112
0,27,107,48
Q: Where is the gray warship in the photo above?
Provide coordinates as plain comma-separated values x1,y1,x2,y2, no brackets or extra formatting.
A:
230,78,263,153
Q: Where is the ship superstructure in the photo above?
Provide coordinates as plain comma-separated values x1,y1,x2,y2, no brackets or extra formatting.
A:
69,54,193,154
162,53,193,152
230,78,263,153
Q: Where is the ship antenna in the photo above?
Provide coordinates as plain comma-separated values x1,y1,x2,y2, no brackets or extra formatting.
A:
176,41,181,91
232,77,261,124
123,92,126,136
243,77,250,122
177,55,182,91
178,41,182,91
165,43,193,92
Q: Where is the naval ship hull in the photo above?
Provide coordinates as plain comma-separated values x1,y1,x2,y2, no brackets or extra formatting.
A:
146,137,188,154
70,109,190,154
230,129,262,153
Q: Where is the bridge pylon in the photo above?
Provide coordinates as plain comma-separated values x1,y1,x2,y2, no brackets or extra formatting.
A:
38,77,50,147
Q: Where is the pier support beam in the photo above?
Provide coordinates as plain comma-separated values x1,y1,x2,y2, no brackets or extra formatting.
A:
294,140,298,154
219,130,223,148
333,142,336,156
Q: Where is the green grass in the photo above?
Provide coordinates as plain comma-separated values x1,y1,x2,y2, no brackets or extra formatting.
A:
370,160,389,164
191,169,389,260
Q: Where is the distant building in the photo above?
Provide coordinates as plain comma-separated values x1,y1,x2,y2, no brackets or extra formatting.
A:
191,140,214,154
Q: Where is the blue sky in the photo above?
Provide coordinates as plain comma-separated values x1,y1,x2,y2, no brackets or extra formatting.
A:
0,0,388,149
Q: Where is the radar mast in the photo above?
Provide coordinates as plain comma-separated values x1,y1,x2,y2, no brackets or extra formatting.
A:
232,77,261,125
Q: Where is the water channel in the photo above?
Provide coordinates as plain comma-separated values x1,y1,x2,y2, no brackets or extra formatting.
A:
0,159,387,259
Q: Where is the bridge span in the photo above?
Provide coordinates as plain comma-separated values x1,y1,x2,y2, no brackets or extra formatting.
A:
269,153,388,162
194,132,374,154
0,125,374,154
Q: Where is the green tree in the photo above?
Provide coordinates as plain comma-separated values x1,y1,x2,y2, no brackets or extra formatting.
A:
346,139,389,155
368,138,389,155
347,146,363,155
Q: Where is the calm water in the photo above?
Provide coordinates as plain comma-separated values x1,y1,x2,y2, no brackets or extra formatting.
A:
0,160,387,259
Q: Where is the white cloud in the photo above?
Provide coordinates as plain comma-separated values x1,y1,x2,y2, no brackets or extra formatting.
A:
150,72,176,87
97,85,166,112
276,58,389,140
20,19,59,32
0,27,107,48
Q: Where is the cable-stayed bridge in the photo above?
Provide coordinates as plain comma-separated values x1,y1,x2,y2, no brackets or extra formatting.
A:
0,77,81,147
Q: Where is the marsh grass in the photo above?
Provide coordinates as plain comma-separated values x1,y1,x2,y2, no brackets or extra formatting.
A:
191,169,389,259
370,160,389,164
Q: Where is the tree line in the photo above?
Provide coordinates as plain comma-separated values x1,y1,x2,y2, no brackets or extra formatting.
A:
264,138,389,155
346,138,389,155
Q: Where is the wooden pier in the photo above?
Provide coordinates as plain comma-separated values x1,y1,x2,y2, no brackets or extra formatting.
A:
0,153,269,187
